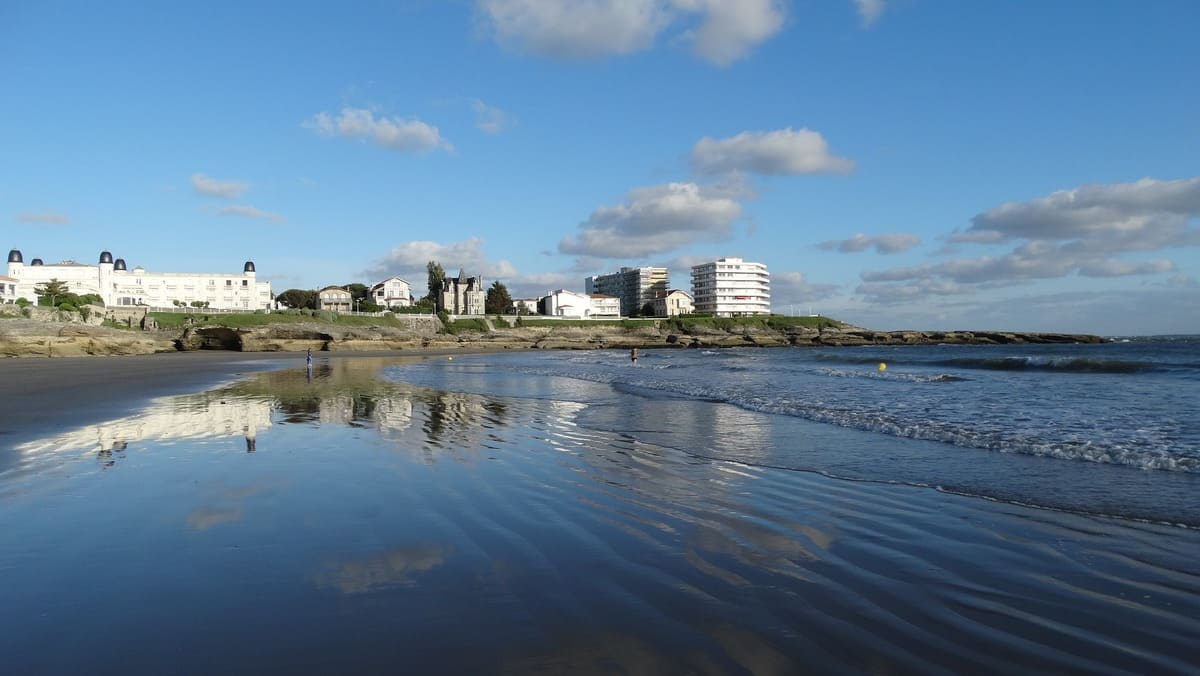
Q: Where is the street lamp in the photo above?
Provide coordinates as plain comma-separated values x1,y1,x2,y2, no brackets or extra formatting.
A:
354,298,361,313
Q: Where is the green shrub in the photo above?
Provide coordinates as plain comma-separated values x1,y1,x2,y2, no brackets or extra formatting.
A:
442,318,489,335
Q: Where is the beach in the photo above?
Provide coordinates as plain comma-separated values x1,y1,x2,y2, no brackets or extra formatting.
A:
1,346,1197,674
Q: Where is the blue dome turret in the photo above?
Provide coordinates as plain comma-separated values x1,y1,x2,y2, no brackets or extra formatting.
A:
244,261,256,273
31,258,43,266
7,249,22,264
99,251,114,264
114,258,127,271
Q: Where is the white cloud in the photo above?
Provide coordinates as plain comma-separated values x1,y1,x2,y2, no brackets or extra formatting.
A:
476,0,785,65
478,0,670,60
819,233,918,254
771,270,841,304
307,108,451,153
559,182,743,258
955,176,1200,252
217,205,286,223
853,0,885,28
471,99,514,134
16,210,70,225
691,128,854,176
363,238,516,283
676,0,786,66
856,278,973,304
192,173,248,199
859,177,1200,304
363,237,585,300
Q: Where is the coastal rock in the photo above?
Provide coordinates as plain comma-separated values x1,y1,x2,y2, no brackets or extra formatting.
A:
0,313,1108,357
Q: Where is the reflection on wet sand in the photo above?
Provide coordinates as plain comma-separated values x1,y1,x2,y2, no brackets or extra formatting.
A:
315,544,449,594
12,357,518,467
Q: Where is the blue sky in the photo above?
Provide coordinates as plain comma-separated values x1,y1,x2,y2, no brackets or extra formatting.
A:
3,0,1198,335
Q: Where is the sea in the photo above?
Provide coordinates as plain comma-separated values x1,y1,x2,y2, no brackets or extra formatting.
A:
1,338,1197,674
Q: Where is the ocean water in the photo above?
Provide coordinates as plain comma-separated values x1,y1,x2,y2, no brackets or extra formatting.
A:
1,343,1197,674
387,337,1200,526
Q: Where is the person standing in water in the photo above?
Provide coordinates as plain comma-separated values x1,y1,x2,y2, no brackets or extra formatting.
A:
630,347,638,365
306,348,313,369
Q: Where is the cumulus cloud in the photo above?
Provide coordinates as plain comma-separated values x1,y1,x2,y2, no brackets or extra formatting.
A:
951,177,1200,252
676,0,786,66
476,0,785,65
16,210,70,225
853,0,885,28
819,233,918,254
362,237,585,300
471,100,515,134
860,177,1200,304
856,278,973,304
691,128,854,176
217,205,286,223
559,182,743,258
478,0,669,59
192,173,248,199
771,270,841,304
363,238,516,283
307,108,451,153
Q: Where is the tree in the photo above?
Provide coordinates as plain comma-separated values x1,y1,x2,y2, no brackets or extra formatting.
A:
277,288,317,309
640,302,657,318
425,261,445,302
346,283,369,301
34,279,71,307
485,280,513,315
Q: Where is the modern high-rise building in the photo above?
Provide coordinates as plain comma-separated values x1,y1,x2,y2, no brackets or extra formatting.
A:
690,257,770,317
584,267,668,317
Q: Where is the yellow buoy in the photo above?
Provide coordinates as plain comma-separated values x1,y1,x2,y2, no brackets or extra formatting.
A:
877,362,887,372
448,356,453,361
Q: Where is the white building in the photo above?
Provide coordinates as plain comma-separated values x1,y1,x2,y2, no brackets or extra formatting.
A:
651,289,694,317
588,294,620,318
370,276,412,308
0,274,18,304
5,249,272,310
585,267,668,317
539,290,622,318
539,289,590,317
510,298,540,314
690,257,770,317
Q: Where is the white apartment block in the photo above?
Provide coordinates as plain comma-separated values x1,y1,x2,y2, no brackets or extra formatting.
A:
585,267,668,317
6,249,272,310
690,257,771,317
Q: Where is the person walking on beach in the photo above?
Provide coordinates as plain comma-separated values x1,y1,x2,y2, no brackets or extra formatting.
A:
630,347,638,365
306,348,312,369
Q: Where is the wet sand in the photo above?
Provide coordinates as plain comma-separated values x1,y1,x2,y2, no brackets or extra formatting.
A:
0,349,478,439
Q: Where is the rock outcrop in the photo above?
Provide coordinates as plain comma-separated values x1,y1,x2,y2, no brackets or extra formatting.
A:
0,309,1107,358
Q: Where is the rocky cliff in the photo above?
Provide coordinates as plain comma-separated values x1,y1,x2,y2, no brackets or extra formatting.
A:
0,307,1106,358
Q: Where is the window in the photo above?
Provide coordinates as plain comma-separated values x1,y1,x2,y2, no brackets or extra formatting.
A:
242,280,248,286
226,280,232,287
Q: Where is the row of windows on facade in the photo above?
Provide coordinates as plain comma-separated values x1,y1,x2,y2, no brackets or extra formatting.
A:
117,279,250,287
